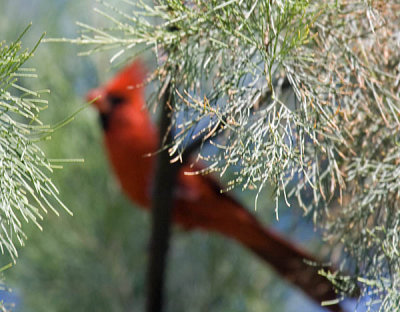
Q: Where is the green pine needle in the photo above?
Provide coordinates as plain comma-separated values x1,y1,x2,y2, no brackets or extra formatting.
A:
52,1,400,310
0,24,72,261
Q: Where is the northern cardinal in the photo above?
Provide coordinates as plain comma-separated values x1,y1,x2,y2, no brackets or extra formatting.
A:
87,60,343,312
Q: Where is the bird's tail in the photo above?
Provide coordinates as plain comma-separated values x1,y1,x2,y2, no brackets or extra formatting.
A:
175,172,344,311
221,208,343,312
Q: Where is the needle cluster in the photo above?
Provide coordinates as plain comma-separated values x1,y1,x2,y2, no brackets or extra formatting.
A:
70,1,400,310
0,25,71,261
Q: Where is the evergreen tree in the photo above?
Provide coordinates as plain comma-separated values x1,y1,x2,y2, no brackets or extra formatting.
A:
69,1,400,311
1,1,399,311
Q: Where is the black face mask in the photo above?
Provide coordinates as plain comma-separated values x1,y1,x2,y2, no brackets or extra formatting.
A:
99,94,124,131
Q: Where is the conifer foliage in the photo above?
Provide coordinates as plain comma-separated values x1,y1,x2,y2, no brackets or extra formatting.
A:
0,25,71,261
69,1,400,310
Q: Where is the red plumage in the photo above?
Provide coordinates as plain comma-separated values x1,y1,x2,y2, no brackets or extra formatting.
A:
87,60,342,311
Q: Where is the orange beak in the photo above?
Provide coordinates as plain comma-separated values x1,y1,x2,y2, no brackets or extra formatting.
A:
86,88,108,114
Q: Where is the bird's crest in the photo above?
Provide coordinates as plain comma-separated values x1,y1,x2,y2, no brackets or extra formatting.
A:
106,59,147,97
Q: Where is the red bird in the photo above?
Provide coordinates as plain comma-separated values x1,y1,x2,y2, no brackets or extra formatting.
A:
87,60,342,311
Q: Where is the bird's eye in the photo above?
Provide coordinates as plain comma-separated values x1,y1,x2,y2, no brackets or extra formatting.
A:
107,94,124,107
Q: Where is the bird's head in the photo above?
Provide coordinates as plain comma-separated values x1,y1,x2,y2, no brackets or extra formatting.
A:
86,60,147,131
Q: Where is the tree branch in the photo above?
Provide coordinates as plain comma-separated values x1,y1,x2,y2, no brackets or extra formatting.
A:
146,83,180,312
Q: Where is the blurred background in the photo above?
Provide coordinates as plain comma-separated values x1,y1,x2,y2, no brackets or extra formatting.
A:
0,1,333,311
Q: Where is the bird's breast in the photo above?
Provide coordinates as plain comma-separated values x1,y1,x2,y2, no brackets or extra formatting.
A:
105,127,157,208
